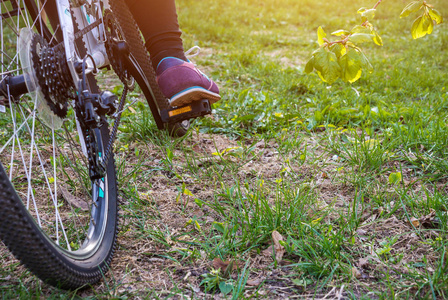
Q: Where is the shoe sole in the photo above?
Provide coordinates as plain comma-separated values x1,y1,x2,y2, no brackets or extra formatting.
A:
169,87,221,107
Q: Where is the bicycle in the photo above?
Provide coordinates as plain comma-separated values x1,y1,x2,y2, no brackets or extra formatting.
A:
0,0,211,289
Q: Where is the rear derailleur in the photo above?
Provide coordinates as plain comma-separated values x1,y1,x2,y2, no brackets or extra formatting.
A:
75,88,119,180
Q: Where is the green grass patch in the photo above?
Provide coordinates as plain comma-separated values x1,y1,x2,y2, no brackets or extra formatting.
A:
1,0,448,298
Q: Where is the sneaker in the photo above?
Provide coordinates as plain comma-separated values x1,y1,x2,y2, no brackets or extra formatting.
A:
156,57,221,107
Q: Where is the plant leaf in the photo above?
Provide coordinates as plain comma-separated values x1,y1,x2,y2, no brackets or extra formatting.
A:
363,138,380,149
360,8,376,21
317,26,327,46
339,49,362,83
305,56,315,74
213,222,226,234
411,14,433,39
400,1,423,18
219,281,233,295
372,30,383,46
212,146,240,156
331,29,350,36
351,25,370,34
313,47,341,84
166,148,174,161
357,7,368,14
428,8,443,24
388,172,402,184
359,49,373,74
349,33,374,44
330,44,347,58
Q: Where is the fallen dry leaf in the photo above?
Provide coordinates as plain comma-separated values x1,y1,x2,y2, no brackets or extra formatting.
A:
410,217,420,228
246,278,263,286
272,230,283,247
263,230,286,264
262,246,274,256
59,186,89,211
356,229,367,235
212,257,230,271
351,267,362,279
358,258,369,269
212,257,237,277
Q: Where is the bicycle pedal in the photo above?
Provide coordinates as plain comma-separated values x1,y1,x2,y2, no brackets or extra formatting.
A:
160,99,212,124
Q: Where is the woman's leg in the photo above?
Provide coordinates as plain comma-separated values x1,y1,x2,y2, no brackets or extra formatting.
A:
124,0,187,68
123,0,220,106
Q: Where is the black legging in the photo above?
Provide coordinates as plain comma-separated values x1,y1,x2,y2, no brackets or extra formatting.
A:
124,0,187,68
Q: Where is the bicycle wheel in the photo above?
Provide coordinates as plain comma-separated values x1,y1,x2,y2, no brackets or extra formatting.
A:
108,0,189,137
0,0,118,289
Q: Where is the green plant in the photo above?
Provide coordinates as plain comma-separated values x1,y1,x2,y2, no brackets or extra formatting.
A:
200,269,234,295
305,0,443,84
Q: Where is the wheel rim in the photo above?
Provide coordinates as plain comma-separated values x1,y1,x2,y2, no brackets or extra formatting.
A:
0,0,109,258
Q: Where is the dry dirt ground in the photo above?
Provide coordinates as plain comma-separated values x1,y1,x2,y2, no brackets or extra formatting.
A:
1,127,443,299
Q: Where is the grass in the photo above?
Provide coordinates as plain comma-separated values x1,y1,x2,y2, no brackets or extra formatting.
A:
1,0,448,298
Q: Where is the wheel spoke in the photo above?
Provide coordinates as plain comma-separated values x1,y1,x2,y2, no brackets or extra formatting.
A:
2,93,86,250
8,99,43,226
20,103,75,248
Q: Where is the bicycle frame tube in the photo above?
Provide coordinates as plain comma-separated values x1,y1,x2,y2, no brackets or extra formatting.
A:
55,0,109,87
71,0,109,68
55,0,78,84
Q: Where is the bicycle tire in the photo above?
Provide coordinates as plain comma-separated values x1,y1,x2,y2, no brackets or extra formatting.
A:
108,0,189,137
0,0,118,289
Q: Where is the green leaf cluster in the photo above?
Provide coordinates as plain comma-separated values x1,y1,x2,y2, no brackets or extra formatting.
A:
305,27,374,84
357,7,376,23
306,1,443,84
400,1,443,39
349,24,383,46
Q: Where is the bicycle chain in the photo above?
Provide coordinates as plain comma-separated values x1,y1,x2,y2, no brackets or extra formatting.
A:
53,18,103,52
101,85,127,172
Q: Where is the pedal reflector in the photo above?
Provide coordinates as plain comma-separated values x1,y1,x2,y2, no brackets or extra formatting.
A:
169,105,192,117
161,99,212,124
